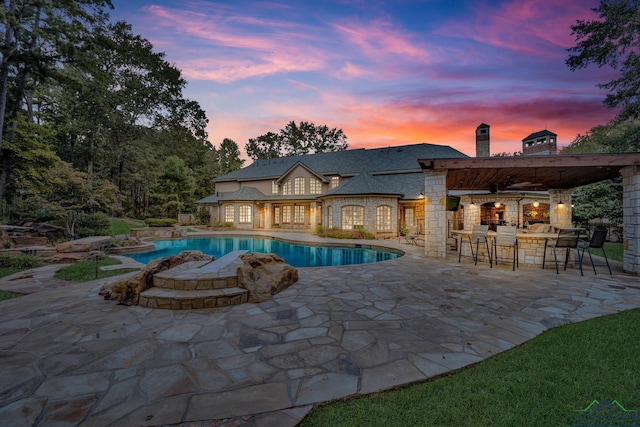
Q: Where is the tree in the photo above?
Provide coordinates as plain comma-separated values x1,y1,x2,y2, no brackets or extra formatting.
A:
0,0,112,199
567,0,640,122
562,121,640,153
559,121,640,234
217,138,244,175
280,121,348,156
245,121,348,160
36,20,213,217
246,131,281,161
151,156,196,217
37,161,119,237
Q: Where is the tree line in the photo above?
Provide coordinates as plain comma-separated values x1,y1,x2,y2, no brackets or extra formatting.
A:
0,1,349,236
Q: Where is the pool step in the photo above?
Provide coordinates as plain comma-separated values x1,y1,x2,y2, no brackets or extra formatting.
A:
152,250,247,290
141,250,250,310
139,287,249,310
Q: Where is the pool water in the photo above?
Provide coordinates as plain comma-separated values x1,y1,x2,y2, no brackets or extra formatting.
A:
126,236,402,267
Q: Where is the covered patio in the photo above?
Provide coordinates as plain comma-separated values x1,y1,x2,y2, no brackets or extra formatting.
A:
418,153,640,274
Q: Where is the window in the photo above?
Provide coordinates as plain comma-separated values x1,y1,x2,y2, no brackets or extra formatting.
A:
331,176,340,189
272,181,278,194
327,206,333,229
274,207,280,225
310,178,322,194
294,177,305,195
376,205,391,231
238,205,252,223
283,180,291,195
294,205,305,224
341,205,364,230
282,206,292,223
405,208,415,227
224,205,234,223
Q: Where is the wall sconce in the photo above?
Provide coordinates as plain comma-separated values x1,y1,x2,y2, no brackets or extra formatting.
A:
494,201,501,208
419,192,424,198
533,201,539,207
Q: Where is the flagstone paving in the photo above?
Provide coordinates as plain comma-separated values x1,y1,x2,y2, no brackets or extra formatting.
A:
1,234,640,426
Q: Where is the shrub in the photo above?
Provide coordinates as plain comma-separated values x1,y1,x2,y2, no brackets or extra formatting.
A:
0,255,41,269
76,212,111,237
318,229,363,239
145,218,177,227
197,210,211,225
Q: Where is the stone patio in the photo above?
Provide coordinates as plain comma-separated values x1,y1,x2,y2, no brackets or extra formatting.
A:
1,232,639,426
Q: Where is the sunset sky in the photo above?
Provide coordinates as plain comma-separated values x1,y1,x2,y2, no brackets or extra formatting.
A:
110,0,617,158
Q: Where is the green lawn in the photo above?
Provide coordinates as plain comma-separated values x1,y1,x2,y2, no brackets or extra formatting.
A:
54,257,138,282
589,242,623,262
0,289,22,301
110,217,146,236
0,266,23,278
301,308,640,427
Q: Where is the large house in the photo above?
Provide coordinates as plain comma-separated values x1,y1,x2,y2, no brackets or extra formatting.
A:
196,143,467,238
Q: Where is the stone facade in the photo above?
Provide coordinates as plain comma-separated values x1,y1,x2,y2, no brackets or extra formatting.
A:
622,165,640,274
423,170,448,258
323,196,399,237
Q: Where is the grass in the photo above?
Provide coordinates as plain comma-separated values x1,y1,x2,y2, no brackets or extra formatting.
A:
0,290,22,301
301,308,640,427
54,257,138,282
0,266,23,278
110,217,145,236
588,242,623,262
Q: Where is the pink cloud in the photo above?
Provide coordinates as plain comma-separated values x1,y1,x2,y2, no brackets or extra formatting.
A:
436,0,599,56
141,4,330,83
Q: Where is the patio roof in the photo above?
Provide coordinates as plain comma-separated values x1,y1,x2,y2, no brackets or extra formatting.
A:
418,153,640,191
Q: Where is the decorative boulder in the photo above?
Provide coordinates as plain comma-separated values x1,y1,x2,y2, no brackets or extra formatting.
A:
56,236,114,253
100,250,213,305
236,253,298,303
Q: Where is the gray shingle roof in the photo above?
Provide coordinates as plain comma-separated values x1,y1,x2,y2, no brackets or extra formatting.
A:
215,143,467,182
522,129,557,141
323,172,424,198
196,187,266,204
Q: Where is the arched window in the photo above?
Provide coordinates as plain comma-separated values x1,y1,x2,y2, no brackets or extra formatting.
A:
376,205,391,231
342,205,364,230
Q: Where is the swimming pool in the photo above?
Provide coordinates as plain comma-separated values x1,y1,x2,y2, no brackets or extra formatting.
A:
126,236,403,267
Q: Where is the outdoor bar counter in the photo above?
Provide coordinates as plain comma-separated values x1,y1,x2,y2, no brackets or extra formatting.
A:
451,229,576,267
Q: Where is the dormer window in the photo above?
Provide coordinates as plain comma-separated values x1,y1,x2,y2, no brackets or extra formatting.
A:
331,176,340,189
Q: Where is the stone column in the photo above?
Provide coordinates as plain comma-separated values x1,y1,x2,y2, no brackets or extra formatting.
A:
622,166,640,274
423,170,448,258
310,202,317,230
264,203,272,230
548,189,573,229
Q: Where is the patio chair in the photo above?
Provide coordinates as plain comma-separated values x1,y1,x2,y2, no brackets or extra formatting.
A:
579,228,612,275
543,228,583,275
458,224,491,266
403,226,424,246
491,226,518,270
